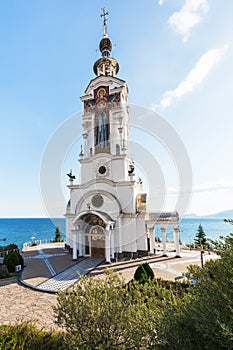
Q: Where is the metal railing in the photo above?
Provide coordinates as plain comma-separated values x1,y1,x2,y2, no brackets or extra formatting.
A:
22,239,51,250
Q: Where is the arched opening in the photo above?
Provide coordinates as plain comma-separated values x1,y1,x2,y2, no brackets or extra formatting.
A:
91,225,105,258
82,214,106,259
72,210,115,262
73,211,114,261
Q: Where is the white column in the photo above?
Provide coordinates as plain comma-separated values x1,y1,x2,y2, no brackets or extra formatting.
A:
131,219,137,254
118,218,123,253
148,226,156,255
106,231,111,263
174,227,181,257
72,230,78,260
78,231,83,256
110,231,115,259
161,226,167,256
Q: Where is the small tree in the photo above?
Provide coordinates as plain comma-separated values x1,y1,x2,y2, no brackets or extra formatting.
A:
53,226,63,243
3,251,24,273
194,224,207,247
134,263,155,284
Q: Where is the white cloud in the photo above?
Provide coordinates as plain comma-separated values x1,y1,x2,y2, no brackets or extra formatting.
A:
166,181,232,193
168,0,209,42
158,0,164,5
165,181,233,195
156,45,228,109
193,181,233,194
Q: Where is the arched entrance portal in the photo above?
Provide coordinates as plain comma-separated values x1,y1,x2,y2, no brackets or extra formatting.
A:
91,226,105,258
83,215,106,259
72,210,115,263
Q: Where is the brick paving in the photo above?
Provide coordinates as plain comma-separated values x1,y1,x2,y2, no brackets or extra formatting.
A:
22,246,78,284
37,257,104,292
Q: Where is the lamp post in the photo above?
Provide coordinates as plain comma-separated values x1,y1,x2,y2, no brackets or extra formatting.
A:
31,235,35,246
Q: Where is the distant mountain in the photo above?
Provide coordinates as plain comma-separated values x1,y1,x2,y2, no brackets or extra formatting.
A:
184,213,198,218
185,210,233,219
204,210,233,218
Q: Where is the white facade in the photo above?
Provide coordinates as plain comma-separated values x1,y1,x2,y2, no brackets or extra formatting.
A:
65,11,180,262
65,17,149,262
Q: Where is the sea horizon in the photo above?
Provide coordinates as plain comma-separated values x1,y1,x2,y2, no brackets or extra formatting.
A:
0,216,232,250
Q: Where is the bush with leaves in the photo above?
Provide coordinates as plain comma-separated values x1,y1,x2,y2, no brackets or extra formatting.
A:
0,243,19,253
54,270,161,350
0,320,64,350
134,262,155,284
3,251,24,273
160,233,233,350
0,264,10,279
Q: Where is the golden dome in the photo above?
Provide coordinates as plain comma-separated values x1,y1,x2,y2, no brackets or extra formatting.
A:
93,57,119,77
93,8,119,77
99,37,112,54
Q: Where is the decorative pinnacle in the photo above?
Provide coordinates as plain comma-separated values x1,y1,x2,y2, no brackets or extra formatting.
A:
101,8,109,38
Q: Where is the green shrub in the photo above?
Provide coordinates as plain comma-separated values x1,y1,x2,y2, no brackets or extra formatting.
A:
0,320,64,350
54,271,158,349
0,264,10,279
3,251,24,273
134,263,155,284
3,244,19,252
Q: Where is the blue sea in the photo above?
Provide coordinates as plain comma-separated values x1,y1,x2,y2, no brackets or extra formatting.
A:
159,217,232,244
0,217,232,250
0,218,66,250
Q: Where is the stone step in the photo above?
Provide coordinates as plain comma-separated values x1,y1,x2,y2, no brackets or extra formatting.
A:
36,257,104,292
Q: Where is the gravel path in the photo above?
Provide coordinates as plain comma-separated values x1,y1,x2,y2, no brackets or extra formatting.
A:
0,278,57,329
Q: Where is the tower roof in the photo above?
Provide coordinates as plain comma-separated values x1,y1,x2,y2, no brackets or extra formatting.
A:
93,8,119,77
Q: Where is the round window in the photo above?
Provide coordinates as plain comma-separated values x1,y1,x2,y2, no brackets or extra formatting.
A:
98,165,107,175
91,194,104,208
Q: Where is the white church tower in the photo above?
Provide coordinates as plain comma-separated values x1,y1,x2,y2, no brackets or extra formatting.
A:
65,9,149,262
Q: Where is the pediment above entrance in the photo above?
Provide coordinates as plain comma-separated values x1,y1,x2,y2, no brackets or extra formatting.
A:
72,210,115,226
74,189,122,219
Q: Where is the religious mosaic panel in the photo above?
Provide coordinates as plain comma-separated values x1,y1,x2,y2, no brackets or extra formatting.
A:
84,86,121,153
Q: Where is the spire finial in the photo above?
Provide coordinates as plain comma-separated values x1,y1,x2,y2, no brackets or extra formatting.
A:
93,8,119,77
101,8,109,38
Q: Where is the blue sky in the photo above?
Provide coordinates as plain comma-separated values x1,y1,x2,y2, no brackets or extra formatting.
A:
0,0,233,217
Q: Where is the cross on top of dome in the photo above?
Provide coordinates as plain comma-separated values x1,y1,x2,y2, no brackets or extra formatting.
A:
101,7,109,38
93,8,120,77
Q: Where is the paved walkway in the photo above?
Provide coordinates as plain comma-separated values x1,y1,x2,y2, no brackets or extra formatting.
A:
89,249,220,282
24,248,67,276
0,245,220,329
21,243,219,292
21,244,104,293
36,257,104,292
